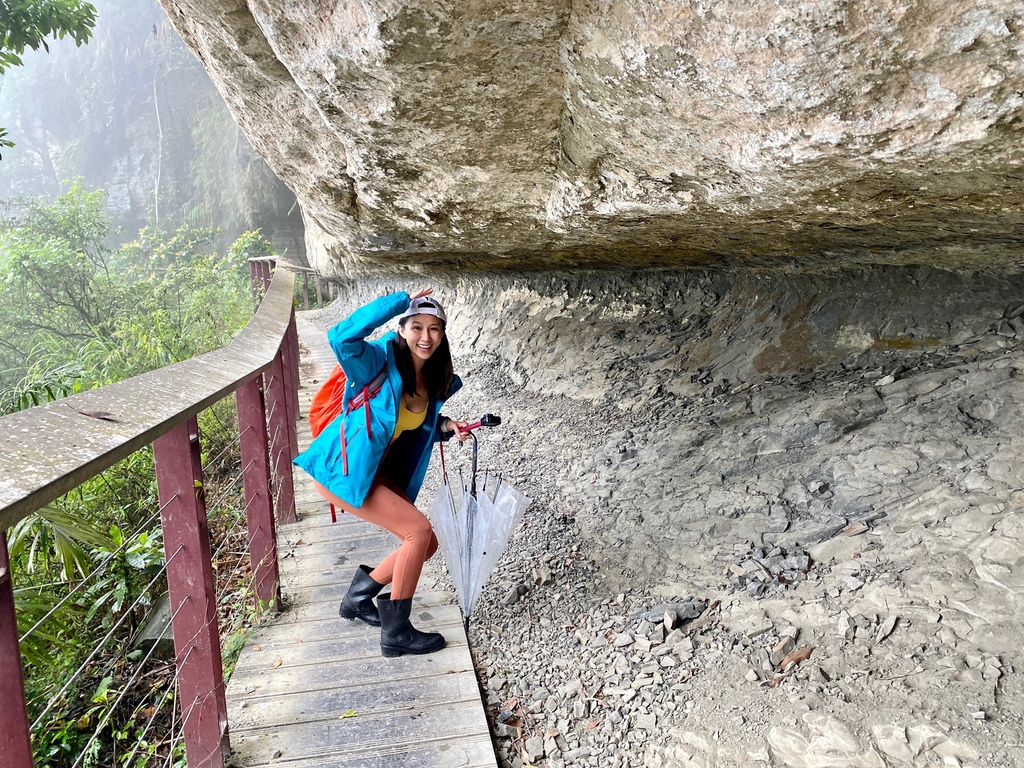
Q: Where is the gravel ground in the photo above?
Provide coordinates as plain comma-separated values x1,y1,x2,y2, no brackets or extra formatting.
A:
442,338,1024,768
306,270,1024,768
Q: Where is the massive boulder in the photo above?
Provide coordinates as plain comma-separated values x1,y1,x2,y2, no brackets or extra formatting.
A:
161,7,1024,764
159,0,1024,273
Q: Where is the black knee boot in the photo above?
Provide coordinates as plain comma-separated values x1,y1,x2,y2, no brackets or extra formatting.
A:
339,565,385,626
377,594,446,657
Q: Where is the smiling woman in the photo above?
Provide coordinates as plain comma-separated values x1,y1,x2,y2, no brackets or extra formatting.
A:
394,295,451,418
292,289,472,657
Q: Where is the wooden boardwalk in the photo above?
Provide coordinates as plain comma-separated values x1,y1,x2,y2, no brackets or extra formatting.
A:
223,312,497,768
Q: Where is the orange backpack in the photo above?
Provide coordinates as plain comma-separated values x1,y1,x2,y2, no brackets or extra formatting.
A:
309,364,348,438
308,363,388,521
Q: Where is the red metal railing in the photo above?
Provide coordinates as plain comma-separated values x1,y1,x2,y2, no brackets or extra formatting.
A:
0,259,302,768
290,261,337,310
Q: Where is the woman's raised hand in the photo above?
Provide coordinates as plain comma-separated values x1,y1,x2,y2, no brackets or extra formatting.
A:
410,287,433,300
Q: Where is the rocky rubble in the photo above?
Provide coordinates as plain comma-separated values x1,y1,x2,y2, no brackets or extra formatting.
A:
457,346,1024,767
308,266,1024,767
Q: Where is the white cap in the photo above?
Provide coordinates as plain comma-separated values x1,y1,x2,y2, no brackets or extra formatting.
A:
399,296,447,325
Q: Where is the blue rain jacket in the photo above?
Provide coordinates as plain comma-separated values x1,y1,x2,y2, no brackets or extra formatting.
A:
293,291,462,508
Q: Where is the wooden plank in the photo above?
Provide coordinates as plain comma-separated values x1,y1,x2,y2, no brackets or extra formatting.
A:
231,726,495,768
230,668,481,728
227,680,490,758
281,578,458,607
229,619,466,678
277,540,411,579
277,566,453,594
279,518,374,538
229,649,474,695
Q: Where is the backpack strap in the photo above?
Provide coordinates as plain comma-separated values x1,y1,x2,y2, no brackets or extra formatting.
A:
346,366,389,412
339,365,389,477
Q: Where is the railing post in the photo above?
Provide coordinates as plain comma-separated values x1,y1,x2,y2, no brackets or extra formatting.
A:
302,272,310,310
266,349,297,525
248,260,266,304
287,311,300,487
236,378,281,611
248,258,274,304
247,260,260,304
154,418,229,768
0,532,33,768
284,309,301,433
315,275,323,307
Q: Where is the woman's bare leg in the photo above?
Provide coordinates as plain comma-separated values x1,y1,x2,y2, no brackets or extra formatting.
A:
313,480,437,600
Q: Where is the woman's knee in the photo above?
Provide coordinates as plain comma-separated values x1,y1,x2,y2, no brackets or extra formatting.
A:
402,513,435,546
425,532,439,560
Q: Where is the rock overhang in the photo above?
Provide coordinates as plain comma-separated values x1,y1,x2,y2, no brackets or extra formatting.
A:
160,0,1024,273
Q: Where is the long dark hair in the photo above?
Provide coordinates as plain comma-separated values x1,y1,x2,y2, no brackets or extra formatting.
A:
394,324,455,400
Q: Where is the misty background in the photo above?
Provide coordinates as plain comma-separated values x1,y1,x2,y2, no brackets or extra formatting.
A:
0,0,305,259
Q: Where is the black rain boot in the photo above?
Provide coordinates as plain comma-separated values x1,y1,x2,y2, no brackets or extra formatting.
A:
377,594,446,657
339,565,385,627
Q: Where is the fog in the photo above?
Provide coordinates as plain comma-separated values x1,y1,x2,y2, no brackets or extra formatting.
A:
0,0,303,257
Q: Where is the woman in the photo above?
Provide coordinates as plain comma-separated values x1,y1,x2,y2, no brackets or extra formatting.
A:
293,289,469,657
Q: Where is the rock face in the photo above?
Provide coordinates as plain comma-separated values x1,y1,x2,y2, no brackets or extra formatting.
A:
322,266,1024,586
308,268,1024,768
164,4,1024,762
159,0,1024,271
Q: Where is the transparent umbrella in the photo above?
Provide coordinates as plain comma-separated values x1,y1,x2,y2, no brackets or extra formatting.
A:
426,414,531,629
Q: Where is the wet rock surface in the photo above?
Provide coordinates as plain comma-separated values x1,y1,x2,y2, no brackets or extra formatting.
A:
308,265,1024,767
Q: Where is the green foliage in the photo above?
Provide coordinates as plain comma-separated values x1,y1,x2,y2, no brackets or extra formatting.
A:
0,0,97,155
84,526,164,632
17,176,109,256
18,504,170,767
0,0,97,71
229,228,274,262
1,183,267,766
97,226,252,373
220,580,256,679
0,0,295,248
0,182,255,401
0,360,85,413
8,504,113,582
14,583,85,667
0,181,115,391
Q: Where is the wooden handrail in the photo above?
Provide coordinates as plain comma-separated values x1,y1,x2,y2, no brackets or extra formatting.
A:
0,268,296,533
0,262,302,768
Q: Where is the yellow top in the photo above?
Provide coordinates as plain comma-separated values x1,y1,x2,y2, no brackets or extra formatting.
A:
392,403,426,438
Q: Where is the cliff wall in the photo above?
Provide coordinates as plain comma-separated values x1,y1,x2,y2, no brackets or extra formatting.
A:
159,0,1024,272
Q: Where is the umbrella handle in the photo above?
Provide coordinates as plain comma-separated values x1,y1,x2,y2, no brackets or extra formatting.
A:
470,431,478,496
464,413,502,431
450,414,497,495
